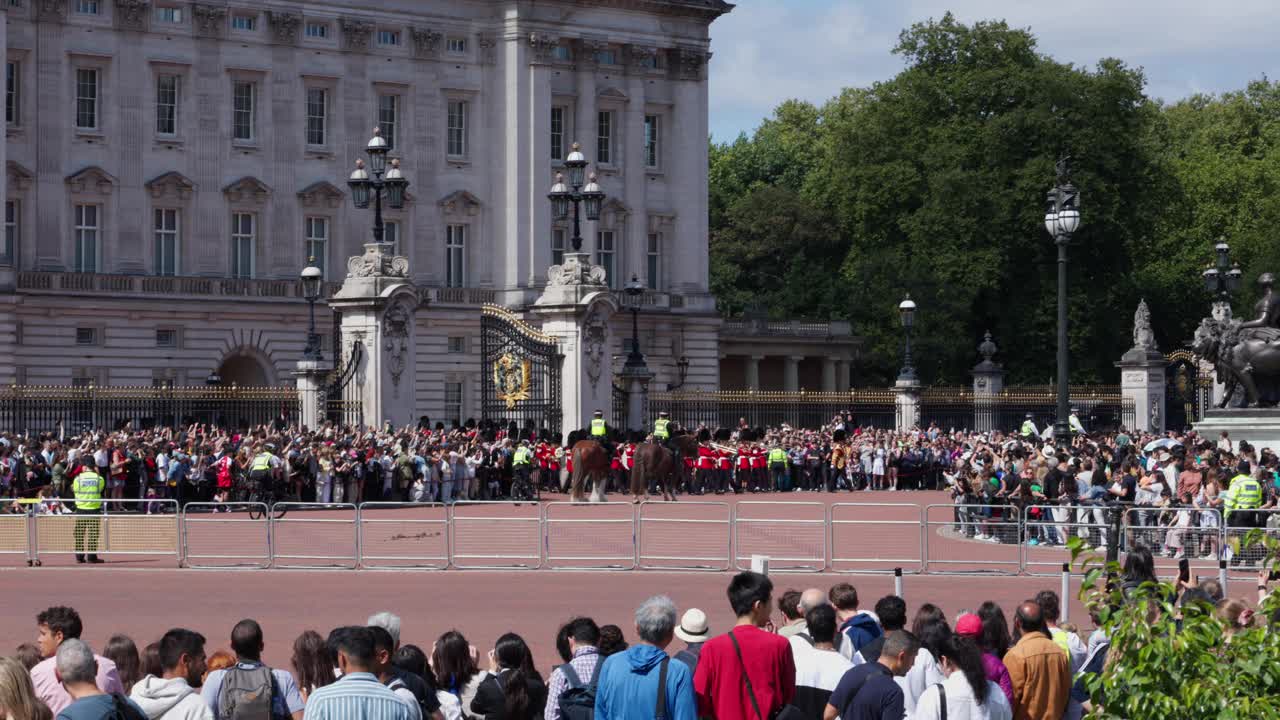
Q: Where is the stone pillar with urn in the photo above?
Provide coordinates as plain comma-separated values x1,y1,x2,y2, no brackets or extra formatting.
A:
971,331,1004,432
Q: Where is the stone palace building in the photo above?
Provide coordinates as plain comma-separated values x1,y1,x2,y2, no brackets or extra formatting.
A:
0,0,858,423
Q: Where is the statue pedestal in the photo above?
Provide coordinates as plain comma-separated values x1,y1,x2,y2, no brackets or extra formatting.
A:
1195,409,1280,451
534,253,618,435
971,332,1003,432
328,243,418,428
1117,346,1166,433
293,359,332,430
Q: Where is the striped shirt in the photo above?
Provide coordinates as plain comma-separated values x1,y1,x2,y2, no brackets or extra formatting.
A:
303,672,415,720
545,646,600,720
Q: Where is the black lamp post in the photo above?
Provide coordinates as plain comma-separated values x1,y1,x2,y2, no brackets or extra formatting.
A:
667,356,690,391
897,294,918,384
300,259,324,361
548,142,605,252
347,127,410,245
1044,157,1082,445
624,274,645,368
1202,236,1243,302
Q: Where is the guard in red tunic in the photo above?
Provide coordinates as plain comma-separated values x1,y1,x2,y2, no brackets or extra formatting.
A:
749,439,767,493
735,439,752,494
695,428,715,496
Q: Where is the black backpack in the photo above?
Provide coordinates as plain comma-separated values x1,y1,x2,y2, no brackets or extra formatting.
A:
556,659,602,720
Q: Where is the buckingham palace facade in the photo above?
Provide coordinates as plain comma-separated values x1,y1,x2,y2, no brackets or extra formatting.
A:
0,0,859,423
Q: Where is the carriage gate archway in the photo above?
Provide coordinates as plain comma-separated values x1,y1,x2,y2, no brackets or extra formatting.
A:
1166,350,1210,431
480,305,563,435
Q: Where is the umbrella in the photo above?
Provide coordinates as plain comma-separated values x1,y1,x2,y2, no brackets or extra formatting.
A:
1143,438,1183,453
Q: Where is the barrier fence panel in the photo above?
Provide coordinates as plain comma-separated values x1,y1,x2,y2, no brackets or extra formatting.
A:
543,502,637,570
182,503,271,569
1123,507,1223,578
32,500,180,567
924,504,1021,574
637,501,731,571
449,501,543,569
1221,508,1280,578
829,503,923,574
270,503,358,569
358,503,449,570
733,501,827,572
1022,505,1109,576
0,511,32,566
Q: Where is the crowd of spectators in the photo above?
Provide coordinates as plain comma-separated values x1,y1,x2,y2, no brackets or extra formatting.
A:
3,565,1277,720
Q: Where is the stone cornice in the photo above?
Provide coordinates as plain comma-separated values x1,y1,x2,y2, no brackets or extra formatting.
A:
562,0,732,21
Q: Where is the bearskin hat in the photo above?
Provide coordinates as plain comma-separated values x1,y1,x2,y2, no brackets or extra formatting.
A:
697,428,711,442
833,429,847,443
714,428,732,442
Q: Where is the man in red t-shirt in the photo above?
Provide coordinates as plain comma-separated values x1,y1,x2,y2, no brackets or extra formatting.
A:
693,571,796,719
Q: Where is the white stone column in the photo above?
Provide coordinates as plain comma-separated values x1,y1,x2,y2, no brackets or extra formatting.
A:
293,359,332,430
1118,353,1167,433
329,243,418,427
894,379,922,432
745,355,763,391
822,358,837,392
534,253,619,434
784,355,802,392
836,359,850,390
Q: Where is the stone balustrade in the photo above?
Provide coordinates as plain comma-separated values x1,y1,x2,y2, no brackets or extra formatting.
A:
721,318,854,337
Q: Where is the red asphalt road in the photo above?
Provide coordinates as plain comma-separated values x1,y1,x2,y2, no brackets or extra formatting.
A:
0,490,1112,672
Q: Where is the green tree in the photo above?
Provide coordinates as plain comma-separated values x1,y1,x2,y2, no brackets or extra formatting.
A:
1071,535,1280,719
809,14,1160,383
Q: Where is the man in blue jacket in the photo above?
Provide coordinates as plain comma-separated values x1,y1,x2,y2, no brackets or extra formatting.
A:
830,584,882,663
594,595,696,720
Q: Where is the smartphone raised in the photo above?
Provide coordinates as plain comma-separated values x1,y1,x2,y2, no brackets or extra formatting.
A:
1178,557,1191,585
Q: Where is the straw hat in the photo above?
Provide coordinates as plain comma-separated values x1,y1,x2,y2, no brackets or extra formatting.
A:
674,608,710,643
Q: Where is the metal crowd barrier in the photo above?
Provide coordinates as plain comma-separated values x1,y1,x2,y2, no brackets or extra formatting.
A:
449,501,543,570
14,498,1277,577
637,501,731,571
31,499,181,566
543,501,637,570
733,501,827,572
830,503,923,574
270,503,359,569
0,510,33,566
1022,505,1109,576
357,502,449,570
924,504,1022,574
181,502,271,569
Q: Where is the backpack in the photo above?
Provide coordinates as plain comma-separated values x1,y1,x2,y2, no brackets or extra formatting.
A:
556,659,602,720
217,664,284,720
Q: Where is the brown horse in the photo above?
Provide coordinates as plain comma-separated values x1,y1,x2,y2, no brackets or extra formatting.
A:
569,439,610,502
630,435,699,503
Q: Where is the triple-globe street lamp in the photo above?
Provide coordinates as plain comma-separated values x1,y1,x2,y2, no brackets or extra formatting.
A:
547,143,605,252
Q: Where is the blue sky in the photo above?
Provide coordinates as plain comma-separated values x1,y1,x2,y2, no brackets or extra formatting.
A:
708,0,1280,141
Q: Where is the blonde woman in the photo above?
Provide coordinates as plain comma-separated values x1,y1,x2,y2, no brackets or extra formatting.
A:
0,656,53,720
316,447,334,503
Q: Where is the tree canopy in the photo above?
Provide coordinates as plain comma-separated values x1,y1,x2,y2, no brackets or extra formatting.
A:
710,13,1280,385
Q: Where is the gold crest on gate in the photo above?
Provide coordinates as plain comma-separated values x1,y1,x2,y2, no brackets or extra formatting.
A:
494,354,532,409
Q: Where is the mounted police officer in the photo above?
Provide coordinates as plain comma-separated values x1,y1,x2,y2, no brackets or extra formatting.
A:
589,410,614,456
1020,413,1038,439
72,463,105,564
248,442,281,495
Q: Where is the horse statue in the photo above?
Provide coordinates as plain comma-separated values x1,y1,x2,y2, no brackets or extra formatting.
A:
566,430,609,502
629,433,699,503
1193,316,1280,407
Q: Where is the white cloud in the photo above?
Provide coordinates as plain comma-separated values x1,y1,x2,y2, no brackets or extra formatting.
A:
710,0,1280,139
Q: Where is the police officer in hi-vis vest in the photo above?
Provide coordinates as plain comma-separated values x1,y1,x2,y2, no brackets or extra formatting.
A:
589,410,614,456
72,463,105,564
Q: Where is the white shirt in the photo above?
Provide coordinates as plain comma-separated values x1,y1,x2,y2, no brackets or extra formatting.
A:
788,637,853,692
902,648,945,716
913,672,1012,720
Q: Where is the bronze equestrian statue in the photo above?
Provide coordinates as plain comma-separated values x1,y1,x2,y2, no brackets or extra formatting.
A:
1195,272,1280,407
